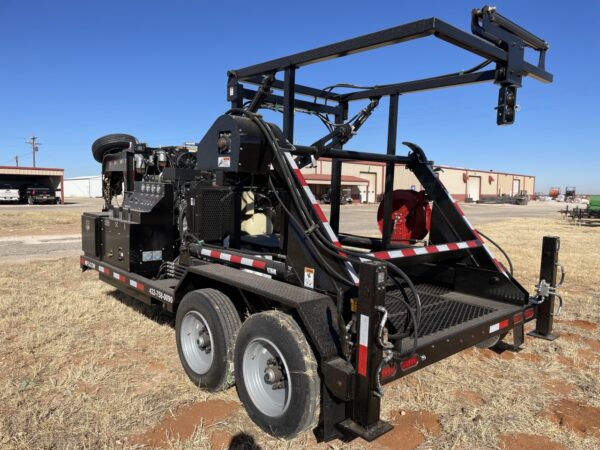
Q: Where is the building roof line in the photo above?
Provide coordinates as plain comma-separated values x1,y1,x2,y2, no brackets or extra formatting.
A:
316,157,534,178
0,166,64,172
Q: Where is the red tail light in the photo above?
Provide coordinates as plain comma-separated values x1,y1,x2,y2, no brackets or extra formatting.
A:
381,363,397,380
400,355,419,371
513,312,523,324
524,308,535,320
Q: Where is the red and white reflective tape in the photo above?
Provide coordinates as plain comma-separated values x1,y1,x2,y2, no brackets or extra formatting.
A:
81,257,173,300
81,257,144,291
357,314,369,377
129,279,145,291
80,256,95,269
199,248,267,270
489,319,509,334
441,181,509,277
283,152,360,284
364,240,481,261
112,271,126,282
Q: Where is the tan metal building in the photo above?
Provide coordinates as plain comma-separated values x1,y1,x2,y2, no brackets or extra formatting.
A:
301,158,534,203
0,166,64,203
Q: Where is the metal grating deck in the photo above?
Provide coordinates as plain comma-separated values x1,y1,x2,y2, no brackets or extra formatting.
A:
385,284,496,338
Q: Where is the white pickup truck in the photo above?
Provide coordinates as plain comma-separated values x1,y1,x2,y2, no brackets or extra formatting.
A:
0,184,19,202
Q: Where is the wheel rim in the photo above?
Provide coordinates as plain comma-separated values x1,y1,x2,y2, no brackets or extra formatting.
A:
180,311,214,375
242,337,292,418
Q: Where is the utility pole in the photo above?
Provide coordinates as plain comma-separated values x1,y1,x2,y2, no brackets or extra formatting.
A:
26,136,40,167
15,155,19,167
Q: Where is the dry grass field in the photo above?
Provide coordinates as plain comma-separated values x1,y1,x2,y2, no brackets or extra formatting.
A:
0,217,598,449
0,210,81,237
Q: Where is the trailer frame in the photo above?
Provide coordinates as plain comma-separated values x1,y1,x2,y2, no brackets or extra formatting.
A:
80,5,559,443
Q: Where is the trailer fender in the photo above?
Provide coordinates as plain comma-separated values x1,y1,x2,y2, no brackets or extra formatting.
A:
176,263,344,362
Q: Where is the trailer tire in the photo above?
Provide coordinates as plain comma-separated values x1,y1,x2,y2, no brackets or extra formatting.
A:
92,133,138,163
476,331,508,349
234,311,320,438
176,289,241,392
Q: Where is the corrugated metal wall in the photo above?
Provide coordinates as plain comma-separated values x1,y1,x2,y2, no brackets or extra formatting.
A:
301,159,535,202
64,176,102,197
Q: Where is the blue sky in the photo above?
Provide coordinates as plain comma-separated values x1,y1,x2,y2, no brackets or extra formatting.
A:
1,1,598,193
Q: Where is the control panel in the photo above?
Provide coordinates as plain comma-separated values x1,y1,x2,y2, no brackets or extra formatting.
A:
123,181,173,213
104,181,176,275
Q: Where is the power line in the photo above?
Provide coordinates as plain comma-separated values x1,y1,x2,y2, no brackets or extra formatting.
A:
0,151,31,166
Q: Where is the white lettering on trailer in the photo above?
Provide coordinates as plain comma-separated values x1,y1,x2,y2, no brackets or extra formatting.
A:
148,288,173,303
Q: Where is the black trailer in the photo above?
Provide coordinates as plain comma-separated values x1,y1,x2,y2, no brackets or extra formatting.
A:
80,6,563,442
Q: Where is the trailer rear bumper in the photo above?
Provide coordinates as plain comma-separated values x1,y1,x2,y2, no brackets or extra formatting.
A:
380,303,536,385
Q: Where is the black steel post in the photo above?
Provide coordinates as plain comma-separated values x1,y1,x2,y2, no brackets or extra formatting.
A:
283,67,295,144
528,236,560,340
329,103,347,233
338,261,392,440
227,76,243,109
381,94,399,249
330,160,342,233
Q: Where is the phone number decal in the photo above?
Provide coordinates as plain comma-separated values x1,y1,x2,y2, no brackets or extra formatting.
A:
149,288,173,303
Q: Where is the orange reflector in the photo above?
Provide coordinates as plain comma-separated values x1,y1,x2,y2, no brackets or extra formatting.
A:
381,363,397,380
524,308,535,320
513,312,523,324
400,355,419,371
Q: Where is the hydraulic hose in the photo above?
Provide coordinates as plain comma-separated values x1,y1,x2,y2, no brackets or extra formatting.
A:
227,108,422,356
243,108,423,349
476,229,514,275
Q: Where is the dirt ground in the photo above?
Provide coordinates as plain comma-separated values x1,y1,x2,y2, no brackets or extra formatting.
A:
0,216,598,449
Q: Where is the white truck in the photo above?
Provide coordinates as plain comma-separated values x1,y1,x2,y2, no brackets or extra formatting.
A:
0,184,19,202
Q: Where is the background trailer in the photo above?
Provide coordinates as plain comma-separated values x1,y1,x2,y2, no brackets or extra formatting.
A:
0,166,64,204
